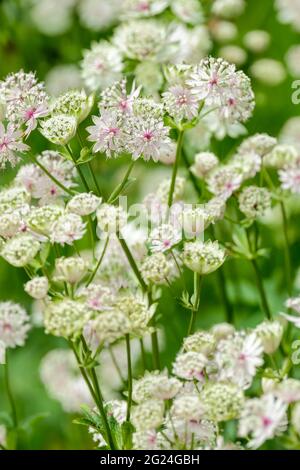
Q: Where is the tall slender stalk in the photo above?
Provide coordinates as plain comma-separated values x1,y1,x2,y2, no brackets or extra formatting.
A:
168,130,184,208
65,144,90,192
125,334,132,422
187,273,202,335
86,235,109,287
70,340,116,450
251,258,272,320
280,201,293,296
117,234,160,369
88,161,103,197
4,351,18,429
108,161,135,203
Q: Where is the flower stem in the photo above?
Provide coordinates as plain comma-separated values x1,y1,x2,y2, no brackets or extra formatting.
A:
117,233,160,369
168,130,184,208
187,273,202,336
65,144,90,192
88,161,103,197
108,161,135,203
86,235,109,287
139,338,147,371
30,154,75,196
280,201,293,296
125,334,133,422
4,350,18,447
70,340,116,450
251,258,272,320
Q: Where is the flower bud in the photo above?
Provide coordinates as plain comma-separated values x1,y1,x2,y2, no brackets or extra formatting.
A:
24,276,49,300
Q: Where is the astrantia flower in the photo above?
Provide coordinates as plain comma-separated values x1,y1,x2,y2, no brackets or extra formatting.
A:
112,20,169,61
207,165,243,199
0,210,22,238
183,240,226,275
148,223,182,253
78,0,119,31
238,394,288,449
264,144,298,169
53,256,88,284
183,331,216,355
121,0,169,19
67,193,101,216
163,84,200,122
279,164,300,194
101,79,141,115
190,152,218,179
133,370,182,403
231,151,262,180
212,0,245,19
141,252,172,285
171,0,204,24
187,57,237,106
0,70,49,136
238,133,277,157
115,292,156,336
272,378,300,404
173,351,207,381
24,276,49,300
254,321,284,355
76,283,115,311
0,301,31,348
238,186,272,220
124,114,172,162
200,382,244,422
0,341,5,364
214,333,264,389
0,122,29,169
50,213,86,245
27,205,64,236
0,186,31,213
171,394,205,422
181,207,212,237
132,400,164,431
84,310,130,347
81,41,123,91
44,299,93,339
51,89,94,123
156,176,186,203
40,114,77,145
1,233,40,267
276,0,300,32
87,110,124,156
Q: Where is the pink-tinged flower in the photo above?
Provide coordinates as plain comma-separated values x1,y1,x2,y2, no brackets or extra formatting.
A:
0,122,29,168
163,85,200,121
87,109,124,157
207,165,243,200
148,223,182,253
187,57,237,106
238,394,288,449
101,79,141,115
279,165,300,194
23,103,49,137
125,115,172,161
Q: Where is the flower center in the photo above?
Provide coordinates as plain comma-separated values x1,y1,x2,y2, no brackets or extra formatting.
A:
143,131,153,141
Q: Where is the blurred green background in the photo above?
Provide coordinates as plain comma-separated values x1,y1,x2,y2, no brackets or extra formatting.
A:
0,0,300,449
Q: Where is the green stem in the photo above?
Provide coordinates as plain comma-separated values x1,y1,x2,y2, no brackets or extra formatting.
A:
86,235,109,287
187,273,202,336
4,350,18,430
251,258,272,320
88,161,103,197
139,338,147,372
168,130,184,208
109,347,125,384
117,233,160,369
31,154,74,196
65,144,90,192
280,201,292,296
181,149,202,200
117,234,147,291
125,334,133,422
108,161,135,203
70,341,116,450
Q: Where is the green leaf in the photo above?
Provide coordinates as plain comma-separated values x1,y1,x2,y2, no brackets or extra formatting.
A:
121,421,134,450
76,147,96,165
20,412,49,432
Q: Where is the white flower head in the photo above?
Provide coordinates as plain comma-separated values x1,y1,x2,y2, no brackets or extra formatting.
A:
173,351,207,381
67,192,101,216
87,109,125,157
40,114,77,145
50,213,86,245
1,233,40,267
24,276,49,300
53,256,89,284
149,223,182,253
0,122,29,169
0,301,31,348
183,239,226,275
238,394,288,449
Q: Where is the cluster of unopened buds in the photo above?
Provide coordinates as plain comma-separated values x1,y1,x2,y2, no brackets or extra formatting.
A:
1,4,300,448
